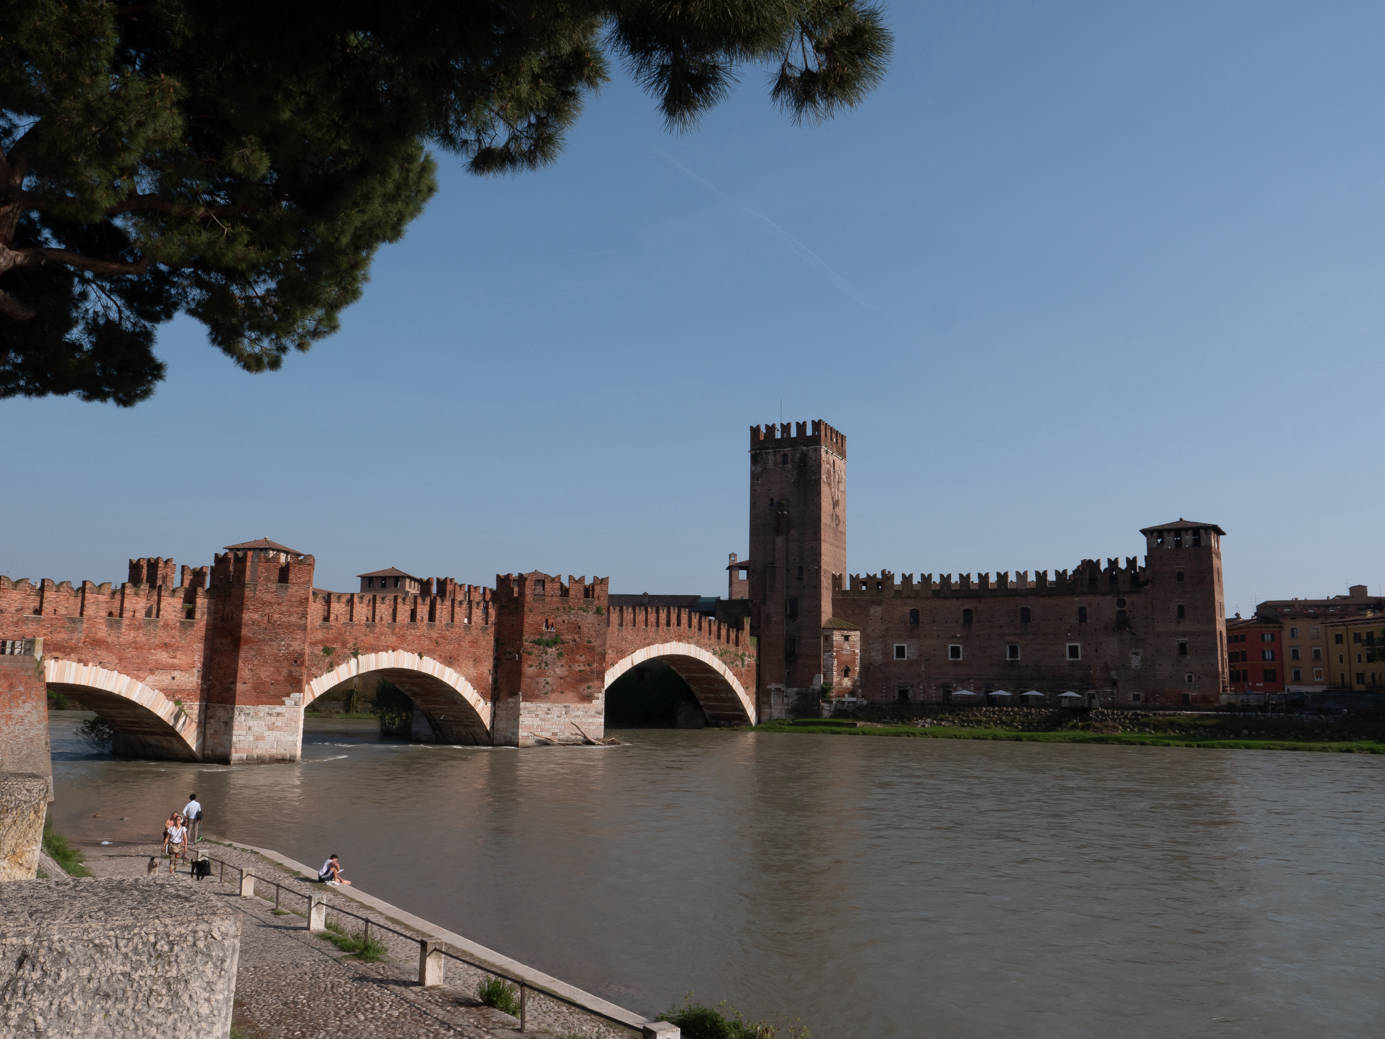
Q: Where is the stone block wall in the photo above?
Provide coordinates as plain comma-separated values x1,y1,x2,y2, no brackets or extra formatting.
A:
0,877,241,1037
0,773,48,881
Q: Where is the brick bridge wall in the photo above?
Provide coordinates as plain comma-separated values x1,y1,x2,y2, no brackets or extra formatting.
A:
0,551,758,761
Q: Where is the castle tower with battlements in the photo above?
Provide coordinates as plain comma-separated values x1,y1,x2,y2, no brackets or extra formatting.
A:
746,422,1228,710
748,420,847,718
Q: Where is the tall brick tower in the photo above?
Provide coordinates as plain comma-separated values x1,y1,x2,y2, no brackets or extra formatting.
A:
748,420,847,718
201,539,315,762
1137,519,1228,704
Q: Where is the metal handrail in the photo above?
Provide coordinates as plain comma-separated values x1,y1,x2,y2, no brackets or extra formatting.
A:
198,853,647,1036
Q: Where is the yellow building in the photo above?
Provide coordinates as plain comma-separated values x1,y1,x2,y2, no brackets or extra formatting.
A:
1324,613,1385,691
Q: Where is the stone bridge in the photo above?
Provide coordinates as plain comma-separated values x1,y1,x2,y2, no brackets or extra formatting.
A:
0,541,756,762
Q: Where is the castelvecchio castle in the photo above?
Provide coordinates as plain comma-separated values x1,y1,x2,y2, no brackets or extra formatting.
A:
739,420,1228,716
0,417,1230,764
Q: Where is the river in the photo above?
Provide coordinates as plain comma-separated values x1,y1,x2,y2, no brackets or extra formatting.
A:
45,714,1385,1038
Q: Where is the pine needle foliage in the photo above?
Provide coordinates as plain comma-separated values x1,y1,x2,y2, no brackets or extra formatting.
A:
0,2,892,405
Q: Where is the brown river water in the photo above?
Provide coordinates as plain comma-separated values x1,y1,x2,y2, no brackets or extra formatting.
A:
47,714,1385,1039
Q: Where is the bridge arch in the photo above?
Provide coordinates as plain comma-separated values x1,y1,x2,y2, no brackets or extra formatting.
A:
44,659,199,760
604,642,756,725
305,651,492,744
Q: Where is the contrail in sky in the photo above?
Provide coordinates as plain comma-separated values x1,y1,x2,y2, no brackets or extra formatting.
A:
656,149,880,314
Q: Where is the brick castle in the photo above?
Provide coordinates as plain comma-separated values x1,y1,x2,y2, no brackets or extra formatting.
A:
0,417,1226,766
742,420,1228,714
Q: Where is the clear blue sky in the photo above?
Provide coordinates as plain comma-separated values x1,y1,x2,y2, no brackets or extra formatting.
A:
2,2,1382,618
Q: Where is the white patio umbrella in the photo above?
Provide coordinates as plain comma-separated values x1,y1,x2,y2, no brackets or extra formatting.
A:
1021,690,1045,699
990,690,1013,698
1059,691,1082,699
953,689,977,697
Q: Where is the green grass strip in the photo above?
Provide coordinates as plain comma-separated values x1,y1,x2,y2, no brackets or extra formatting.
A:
41,820,91,877
756,720,1385,753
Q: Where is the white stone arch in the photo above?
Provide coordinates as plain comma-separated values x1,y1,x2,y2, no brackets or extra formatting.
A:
603,641,756,724
305,650,491,731
43,658,199,756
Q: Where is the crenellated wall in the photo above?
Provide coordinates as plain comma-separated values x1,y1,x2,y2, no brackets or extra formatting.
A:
0,545,760,760
838,557,1148,597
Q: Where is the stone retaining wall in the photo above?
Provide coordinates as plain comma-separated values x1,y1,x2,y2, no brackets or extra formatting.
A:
0,772,48,881
0,877,240,1038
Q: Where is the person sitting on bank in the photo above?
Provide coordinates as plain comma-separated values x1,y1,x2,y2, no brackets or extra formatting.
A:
165,815,188,874
318,853,351,885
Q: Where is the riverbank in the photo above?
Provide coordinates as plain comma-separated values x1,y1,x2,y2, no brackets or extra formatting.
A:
77,837,651,1039
760,710,1385,753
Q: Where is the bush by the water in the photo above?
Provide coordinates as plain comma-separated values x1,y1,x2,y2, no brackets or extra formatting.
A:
666,1000,807,1039
476,977,521,1016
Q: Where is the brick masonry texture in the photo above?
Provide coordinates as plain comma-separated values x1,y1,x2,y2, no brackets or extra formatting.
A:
0,652,51,792
1,547,754,761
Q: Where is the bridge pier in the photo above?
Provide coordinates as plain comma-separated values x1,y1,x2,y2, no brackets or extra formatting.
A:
200,701,306,764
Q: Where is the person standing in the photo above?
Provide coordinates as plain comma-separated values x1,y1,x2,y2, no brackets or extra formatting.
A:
165,815,188,874
182,793,202,844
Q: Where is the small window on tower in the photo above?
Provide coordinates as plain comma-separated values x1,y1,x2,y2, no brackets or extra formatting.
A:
1192,530,1202,546
962,608,974,625
948,644,963,660
1019,607,1031,624
1006,643,1021,661
1066,643,1081,660
1176,570,1185,583
1077,606,1088,623
908,608,920,625
894,643,908,660
1176,604,1186,619
796,565,804,581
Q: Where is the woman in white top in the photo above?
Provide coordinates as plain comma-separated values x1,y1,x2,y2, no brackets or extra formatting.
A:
165,817,188,874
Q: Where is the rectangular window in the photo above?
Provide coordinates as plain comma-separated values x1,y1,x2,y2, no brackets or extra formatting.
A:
1313,668,1324,681
1176,604,1186,619
786,597,799,619
948,644,963,661
1077,606,1088,623
1261,649,1274,661
1335,633,1345,644
1066,643,1081,660
893,643,907,660
908,608,919,625
785,637,797,659
796,565,804,581
1291,669,1302,682
1261,633,1275,642
1357,672,1366,684
1006,643,1021,661
1290,626,1299,638
962,608,973,625
1353,632,1362,643
1290,647,1300,660
1264,668,1277,681
1131,693,1141,703
1019,607,1031,624
1312,647,1323,661
1178,640,1189,657
897,685,910,702
1176,570,1185,582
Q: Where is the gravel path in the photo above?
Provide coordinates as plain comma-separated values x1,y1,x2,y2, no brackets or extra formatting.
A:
80,839,638,1039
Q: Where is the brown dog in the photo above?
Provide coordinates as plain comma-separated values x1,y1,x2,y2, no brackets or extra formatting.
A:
147,856,158,874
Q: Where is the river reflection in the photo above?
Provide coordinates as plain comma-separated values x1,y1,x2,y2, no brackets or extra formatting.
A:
47,715,1385,1038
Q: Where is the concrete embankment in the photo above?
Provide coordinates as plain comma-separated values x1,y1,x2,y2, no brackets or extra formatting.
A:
78,837,675,1039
